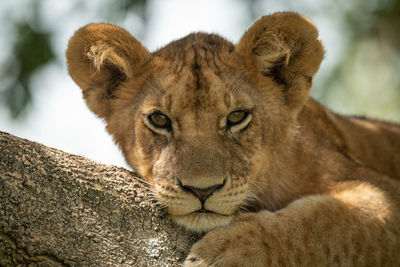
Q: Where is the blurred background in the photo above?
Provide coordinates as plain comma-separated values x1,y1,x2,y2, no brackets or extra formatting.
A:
0,0,399,168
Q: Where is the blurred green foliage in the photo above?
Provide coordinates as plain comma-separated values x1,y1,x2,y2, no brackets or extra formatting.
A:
1,22,54,118
318,0,400,122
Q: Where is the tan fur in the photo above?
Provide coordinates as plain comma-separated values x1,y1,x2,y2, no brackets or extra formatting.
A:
66,12,400,266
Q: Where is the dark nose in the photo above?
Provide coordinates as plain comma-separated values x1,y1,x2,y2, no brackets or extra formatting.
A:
178,178,226,203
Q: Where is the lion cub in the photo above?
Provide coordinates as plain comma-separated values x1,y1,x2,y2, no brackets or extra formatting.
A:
67,12,400,266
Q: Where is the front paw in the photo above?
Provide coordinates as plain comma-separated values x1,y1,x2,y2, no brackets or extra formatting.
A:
184,217,268,267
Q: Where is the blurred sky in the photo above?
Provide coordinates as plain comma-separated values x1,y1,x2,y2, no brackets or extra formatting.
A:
0,0,397,168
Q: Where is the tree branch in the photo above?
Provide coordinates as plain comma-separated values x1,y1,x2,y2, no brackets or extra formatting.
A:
0,131,199,266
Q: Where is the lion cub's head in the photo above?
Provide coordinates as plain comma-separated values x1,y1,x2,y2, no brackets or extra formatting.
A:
66,12,323,232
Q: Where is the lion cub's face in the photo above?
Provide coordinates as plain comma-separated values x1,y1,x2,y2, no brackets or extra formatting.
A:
130,44,267,231
67,13,323,232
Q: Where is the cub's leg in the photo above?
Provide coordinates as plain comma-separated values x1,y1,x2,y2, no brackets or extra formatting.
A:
185,180,400,266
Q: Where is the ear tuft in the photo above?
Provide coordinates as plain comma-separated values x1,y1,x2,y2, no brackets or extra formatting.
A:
252,33,291,74
252,33,293,86
86,40,132,78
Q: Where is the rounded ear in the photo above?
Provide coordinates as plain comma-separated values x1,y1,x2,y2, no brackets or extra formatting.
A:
236,12,324,112
66,23,150,118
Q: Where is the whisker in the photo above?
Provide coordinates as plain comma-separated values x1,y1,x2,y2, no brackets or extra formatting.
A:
133,176,156,189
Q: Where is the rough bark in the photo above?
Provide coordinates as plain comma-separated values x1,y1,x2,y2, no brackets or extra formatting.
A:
0,131,200,266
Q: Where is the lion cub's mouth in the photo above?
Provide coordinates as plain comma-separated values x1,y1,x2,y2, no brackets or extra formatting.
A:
196,208,214,214
172,212,233,232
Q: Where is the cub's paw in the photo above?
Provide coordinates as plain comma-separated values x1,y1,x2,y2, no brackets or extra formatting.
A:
184,215,268,267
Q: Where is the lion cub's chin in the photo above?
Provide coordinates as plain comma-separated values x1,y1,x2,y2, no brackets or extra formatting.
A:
172,213,233,233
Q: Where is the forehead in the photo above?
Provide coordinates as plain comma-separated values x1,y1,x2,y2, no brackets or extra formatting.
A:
145,33,254,112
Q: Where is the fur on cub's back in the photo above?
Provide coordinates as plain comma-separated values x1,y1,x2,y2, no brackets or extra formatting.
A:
66,12,400,233
299,99,400,180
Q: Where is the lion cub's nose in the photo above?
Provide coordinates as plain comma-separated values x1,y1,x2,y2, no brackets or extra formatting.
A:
178,179,226,203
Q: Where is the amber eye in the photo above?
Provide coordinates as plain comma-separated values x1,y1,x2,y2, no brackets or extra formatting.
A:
148,112,171,129
227,110,248,126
